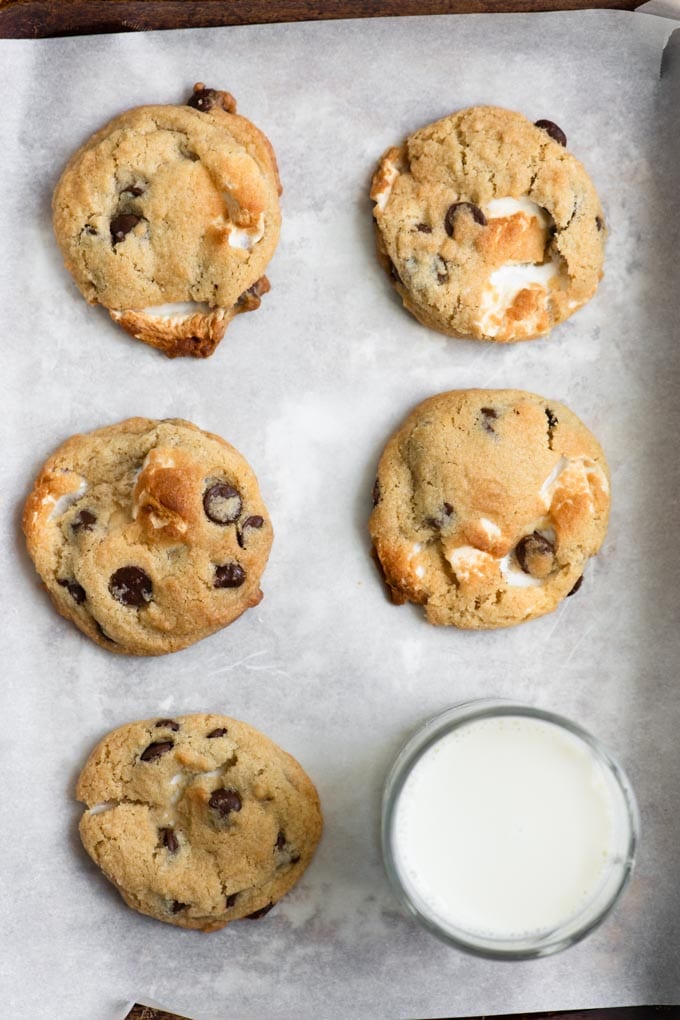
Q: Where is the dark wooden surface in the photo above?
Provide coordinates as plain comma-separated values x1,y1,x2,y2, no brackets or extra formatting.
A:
124,1005,680,1020
0,0,640,39
456,1010,680,1019
126,1005,192,1020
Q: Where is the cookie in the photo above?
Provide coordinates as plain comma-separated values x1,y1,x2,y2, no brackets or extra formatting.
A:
369,389,610,628
76,714,323,931
370,107,606,343
53,84,281,358
22,417,272,655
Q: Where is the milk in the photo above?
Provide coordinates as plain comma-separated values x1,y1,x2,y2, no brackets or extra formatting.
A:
389,712,635,944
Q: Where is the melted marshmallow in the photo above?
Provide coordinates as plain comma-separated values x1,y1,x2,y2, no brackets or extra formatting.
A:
478,518,502,542
140,301,212,320
485,196,551,227
227,213,265,250
499,552,543,588
539,457,569,505
478,259,559,337
373,160,400,211
47,478,88,520
540,456,610,511
477,196,558,337
447,546,494,582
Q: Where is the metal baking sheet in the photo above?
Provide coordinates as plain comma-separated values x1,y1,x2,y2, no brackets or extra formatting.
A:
1,10,680,1019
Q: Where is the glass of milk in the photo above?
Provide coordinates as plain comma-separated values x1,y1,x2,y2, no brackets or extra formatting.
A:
382,700,639,958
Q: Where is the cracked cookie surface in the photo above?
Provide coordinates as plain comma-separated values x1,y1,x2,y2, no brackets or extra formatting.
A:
22,417,272,655
76,714,323,930
370,106,605,343
53,84,281,358
369,389,610,628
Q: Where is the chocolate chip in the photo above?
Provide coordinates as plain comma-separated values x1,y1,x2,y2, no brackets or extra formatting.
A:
372,479,381,507
226,893,238,908
187,86,219,111
71,509,96,533
187,83,237,114
416,223,432,233
595,215,605,232
171,900,188,913
214,563,246,589
209,788,242,817
242,514,264,531
140,740,174,762
245,903,274,919
124,185,144,197
84,225,97,235
203,483,242,525
480,407,498,435
207,727,228,739
426,502,454,530
444,202,487,236
534,119,567,147
109,566,153,606
291,854,301,865
435,255,448,284
110,214,140,244
567,575,584,597
388,260,402,284
57,578,86,604
275,831,286,850
545,408,558,449
155,719,180,731
237,515,264,548
515,532,556,578
160,828,179,853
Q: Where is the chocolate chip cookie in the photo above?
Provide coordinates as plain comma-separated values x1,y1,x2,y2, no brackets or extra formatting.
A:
22,417,272,655
53,84,281,358
76,714,323,930
370,107,605,343
370,389,610,628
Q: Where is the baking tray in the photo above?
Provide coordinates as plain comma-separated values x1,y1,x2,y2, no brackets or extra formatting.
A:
1,9,680,1019
0,0,643,39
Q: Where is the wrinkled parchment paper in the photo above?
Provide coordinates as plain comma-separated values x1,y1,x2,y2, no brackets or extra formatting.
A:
1,10,680,1019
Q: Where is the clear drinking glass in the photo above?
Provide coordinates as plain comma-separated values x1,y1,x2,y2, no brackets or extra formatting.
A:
381,700,639,960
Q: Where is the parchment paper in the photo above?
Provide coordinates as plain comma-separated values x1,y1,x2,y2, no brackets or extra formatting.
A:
1,10,680,1019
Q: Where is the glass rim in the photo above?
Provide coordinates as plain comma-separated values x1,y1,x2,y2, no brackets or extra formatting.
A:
381,699,640,960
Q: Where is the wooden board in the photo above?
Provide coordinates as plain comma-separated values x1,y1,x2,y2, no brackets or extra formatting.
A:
124,1005,680,1020
0,0,640,39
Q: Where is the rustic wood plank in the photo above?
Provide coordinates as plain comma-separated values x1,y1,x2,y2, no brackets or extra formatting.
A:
0,0,641,40
125,1004,192,1020
455,1010,680,1019
121,1004,680,1020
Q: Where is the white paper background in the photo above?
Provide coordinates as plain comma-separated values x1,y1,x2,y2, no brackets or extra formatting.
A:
1,10,680,1019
